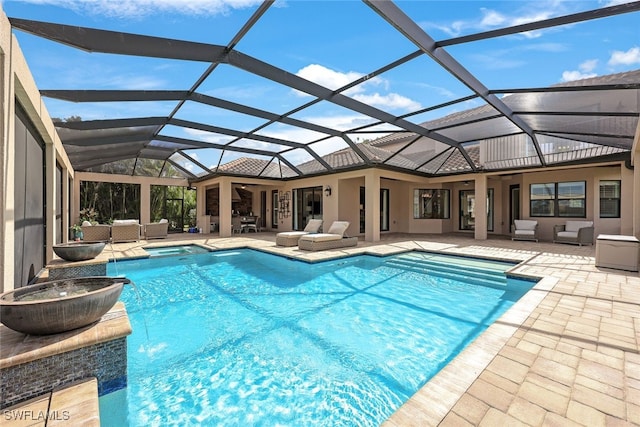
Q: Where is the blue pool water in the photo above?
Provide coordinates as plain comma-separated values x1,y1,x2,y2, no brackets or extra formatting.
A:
143,244,210,257
101,249,534,426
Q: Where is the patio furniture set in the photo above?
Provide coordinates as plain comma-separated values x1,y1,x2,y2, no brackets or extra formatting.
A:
81,219,168,243
512,219,595,246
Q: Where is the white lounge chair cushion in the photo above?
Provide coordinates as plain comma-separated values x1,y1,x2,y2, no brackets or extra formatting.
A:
514,220,537,231
326,221,349,237
303,219,323,232
113,219,139,225
299,233,342,242
514,230,536,236
557,231,579,239
159,218,168,224
277,231,308,238
82,220,92,226
565,221,593,232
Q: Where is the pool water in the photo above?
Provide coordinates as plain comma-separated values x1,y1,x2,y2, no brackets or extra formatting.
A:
102,249,534,426
143,244,210,257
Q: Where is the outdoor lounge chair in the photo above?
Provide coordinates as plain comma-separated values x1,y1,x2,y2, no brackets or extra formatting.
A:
298,221,358,251
80,221,111,242
111,219,141,243
553,220,594,246
144,219,169,240
512,219,539,242
275,219,323,247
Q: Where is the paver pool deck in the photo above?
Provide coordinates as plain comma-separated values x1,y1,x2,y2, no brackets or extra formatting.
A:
49,232,640,426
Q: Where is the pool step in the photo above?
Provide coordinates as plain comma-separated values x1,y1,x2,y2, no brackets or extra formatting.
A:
385,255,508,288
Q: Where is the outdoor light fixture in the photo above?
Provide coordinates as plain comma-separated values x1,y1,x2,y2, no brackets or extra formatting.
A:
324,186,332,197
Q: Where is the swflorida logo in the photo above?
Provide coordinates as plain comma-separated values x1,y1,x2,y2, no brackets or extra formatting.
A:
3,409,71,421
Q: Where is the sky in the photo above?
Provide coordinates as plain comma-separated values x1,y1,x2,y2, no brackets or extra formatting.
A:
1,0,639,173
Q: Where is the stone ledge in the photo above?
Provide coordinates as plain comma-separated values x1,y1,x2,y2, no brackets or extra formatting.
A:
0,302,131,370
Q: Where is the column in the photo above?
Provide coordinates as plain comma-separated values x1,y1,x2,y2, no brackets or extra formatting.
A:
365,170,380,242
474,175,488,240
219,179,232,237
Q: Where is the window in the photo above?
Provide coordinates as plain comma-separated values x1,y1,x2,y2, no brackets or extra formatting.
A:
530,183,555,216
414,189,450,219
530,181,586,217
600,180,621,218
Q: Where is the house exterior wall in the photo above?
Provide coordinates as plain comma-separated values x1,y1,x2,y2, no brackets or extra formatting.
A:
520,164,625,242
1,10,74,292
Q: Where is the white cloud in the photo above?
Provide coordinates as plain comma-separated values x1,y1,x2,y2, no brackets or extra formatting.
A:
559,59,599,82
294,64,420,112
10,0,263,18
295,64,368,95
353,93,421,111
425,2,569,39
608,46,640,66
561,70,598,82
579,59,599,72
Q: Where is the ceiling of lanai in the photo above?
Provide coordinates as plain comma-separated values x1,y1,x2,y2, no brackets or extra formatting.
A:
7,0,640,181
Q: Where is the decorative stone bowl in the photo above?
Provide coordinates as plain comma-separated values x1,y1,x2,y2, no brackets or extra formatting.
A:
53,242,106,262
0,276,129,335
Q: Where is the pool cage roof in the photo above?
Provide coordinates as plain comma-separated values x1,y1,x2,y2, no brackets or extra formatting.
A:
8,1,640,181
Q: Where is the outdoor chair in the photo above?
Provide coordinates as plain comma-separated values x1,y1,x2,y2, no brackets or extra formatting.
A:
298,221,358,251
80,221,111,242
144,219,169,240
231,216,243,234
244,216,261,233
553,220,594,246
111,219,142,243
511,219,539,242
276,219,323,247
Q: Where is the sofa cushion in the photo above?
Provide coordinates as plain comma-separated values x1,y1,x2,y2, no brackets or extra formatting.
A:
326,221,349,237
515,230,536,236
299,233,342,242
303,219,323,232
565,221,593,232
557,231,578,239
113,219,139,225
82,220,92,227
514,220,537,231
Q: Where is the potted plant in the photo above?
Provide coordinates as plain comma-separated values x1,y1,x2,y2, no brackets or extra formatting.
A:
70,224,83,241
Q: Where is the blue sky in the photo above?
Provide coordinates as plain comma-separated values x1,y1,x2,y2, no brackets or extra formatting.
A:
1,0,639,172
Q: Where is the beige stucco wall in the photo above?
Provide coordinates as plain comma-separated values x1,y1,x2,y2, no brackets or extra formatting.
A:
1,8,75,291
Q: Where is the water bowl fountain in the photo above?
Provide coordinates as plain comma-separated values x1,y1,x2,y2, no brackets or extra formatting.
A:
0,277,130,335
53,242,106,262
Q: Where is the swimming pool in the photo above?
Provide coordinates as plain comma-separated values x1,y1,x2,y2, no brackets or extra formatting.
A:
101,249,534,426
143,244,210,257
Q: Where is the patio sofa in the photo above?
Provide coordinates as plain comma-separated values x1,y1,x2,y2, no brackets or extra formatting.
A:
144,219,169,240
298,221,358,251
80,221,111,242
276,219,323,247
511,219,539,242
111,219,142,243
553,220,594,246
